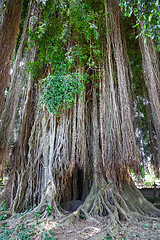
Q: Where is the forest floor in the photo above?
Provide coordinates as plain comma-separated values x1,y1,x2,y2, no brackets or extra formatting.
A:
1,214,160,240
37,216,160,240
38,217,160,240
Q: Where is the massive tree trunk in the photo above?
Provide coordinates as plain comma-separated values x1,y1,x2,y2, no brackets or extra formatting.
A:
0,0,159,236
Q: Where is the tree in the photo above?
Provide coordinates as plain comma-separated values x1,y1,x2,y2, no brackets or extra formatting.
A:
119,0,160,175
0,0,159,237
0,0,23,117
0,0,32,176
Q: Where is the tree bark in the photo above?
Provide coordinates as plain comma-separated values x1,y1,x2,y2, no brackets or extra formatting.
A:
0,0,5,27
139,37,160,173
0,0,33,183
0,0,23,117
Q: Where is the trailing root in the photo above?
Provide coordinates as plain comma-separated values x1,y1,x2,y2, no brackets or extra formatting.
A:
0,178,160,239
58,178,160,237
59,181,126,236
0,196,62,228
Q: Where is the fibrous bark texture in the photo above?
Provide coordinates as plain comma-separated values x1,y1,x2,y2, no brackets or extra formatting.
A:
139,37,160,173
0,0,23,117
103,0,138,172
0,0,33,180
0,0,5,27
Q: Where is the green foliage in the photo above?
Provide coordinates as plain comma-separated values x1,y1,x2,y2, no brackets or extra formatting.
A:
29,204,36,211
0,201,8,211
2,1,7,13
0,214,6,221
41,71,84,115
28,0,105,114
15,204,36,218
44,232,57,240
79,213,85,219
119,0,160,50
26,61,44,79
49,228,55,236
0,229,14,240
28,0,104,70
0,221,36,239
0,223,37,240
105,236,113,240
0,201,8,221
16,225,36,239
46,204,52,216
35,209,41,219
145,181,152,187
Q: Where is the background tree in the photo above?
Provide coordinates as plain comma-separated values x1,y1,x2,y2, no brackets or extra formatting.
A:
120,0,160,174
0,0,23,117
